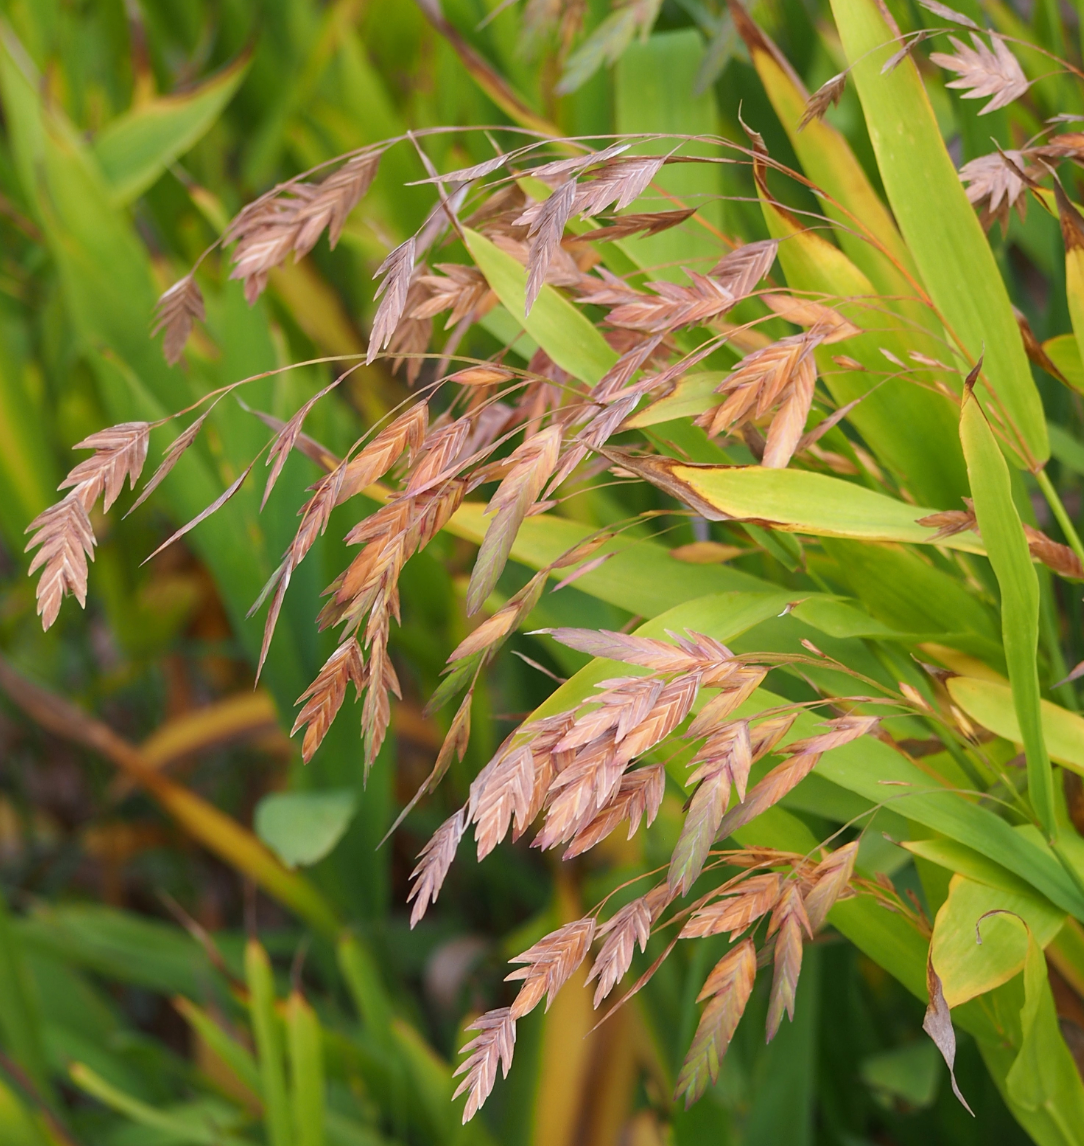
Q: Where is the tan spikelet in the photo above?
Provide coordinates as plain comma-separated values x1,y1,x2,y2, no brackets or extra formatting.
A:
766,882,811,1040
804,841,859,931
798,72,847,129
152,274,205,365
564,765,665,859
24,495,96,630
291,639,366,763
60,423,150,513
930,33,1029,114
453,1007,516,1122
367,238,417,363
675,938,756,1105
408,807,467,927
680,872,782,939
506,917,595,1018
587,883,670,1007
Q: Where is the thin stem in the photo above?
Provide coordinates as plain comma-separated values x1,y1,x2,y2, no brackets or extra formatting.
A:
1037,467,1084,566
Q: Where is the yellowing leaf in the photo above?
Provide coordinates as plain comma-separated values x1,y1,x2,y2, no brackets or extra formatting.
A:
612,457,985,551
946,676,1084,773
931,874,1064,1008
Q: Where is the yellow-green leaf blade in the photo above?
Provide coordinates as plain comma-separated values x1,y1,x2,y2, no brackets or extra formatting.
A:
959,391,1054,835
463,228,617,386
828,0,1049,466
946,676,1084,774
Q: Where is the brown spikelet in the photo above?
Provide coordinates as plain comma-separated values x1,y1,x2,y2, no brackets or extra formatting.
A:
128,411,211,515
564,764,665,859
716,751,820,839
675,938,756,1106
340,404,429,502
453,1007,516,1123
765,881,811,1040
798,72,846,130
541,627,716,672
412,263,494,326
784,713,879,756
152,274,205,365
918,0,981,30
762,294,860,343
467,426,562,614
930,34,1029,114
472,744,536,860
697,334,820,445
408,807,468,927
599,271,739,334
669,722,753,895
26,421,150,630
263,379,340,510
385,275,433,386
710,239,778,297
804,841,858,930
959,151,1031,232
578,207,697,243
24,494,96,630
761,352,816,469
291,463,348,568
680,872,783,940
362,620,401,771
290,639,366,763
518,178,578,314
1024,525,1084,580
228,152,381,302
506,917,595,1018
367,238,417,363
60,423,150,513
448,572,548,664
686,667,767,737
587,883,670,1007
405,419,471,496
571,155,665,217
916,500,977,541
294,152,382,258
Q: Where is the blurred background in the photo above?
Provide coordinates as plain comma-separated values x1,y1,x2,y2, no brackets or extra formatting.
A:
0,0,1062,1143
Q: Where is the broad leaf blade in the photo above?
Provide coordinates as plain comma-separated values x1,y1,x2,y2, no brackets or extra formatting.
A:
959,390,1054,835
828,0,1049,466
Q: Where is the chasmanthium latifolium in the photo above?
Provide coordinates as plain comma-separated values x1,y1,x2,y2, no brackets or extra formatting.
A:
26,0,1084,1123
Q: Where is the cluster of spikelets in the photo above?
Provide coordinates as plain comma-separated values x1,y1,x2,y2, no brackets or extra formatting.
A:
22,0,1084,1120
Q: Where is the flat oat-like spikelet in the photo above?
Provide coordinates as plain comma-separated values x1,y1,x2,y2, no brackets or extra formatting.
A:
587,883,670,1006
765,882,811,1040
453,1007,516,1123
676,938,756,1106
152,274,205,365
25,495,97,630
27,421,149,630
366,238,417,363
669,721,753,895
804,840,859,930
680,872,783,940
505,917,595,1017
467,425,561,613
290,638,366,763
930,33,1030,114
60,423,149,513
407,807,467,927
